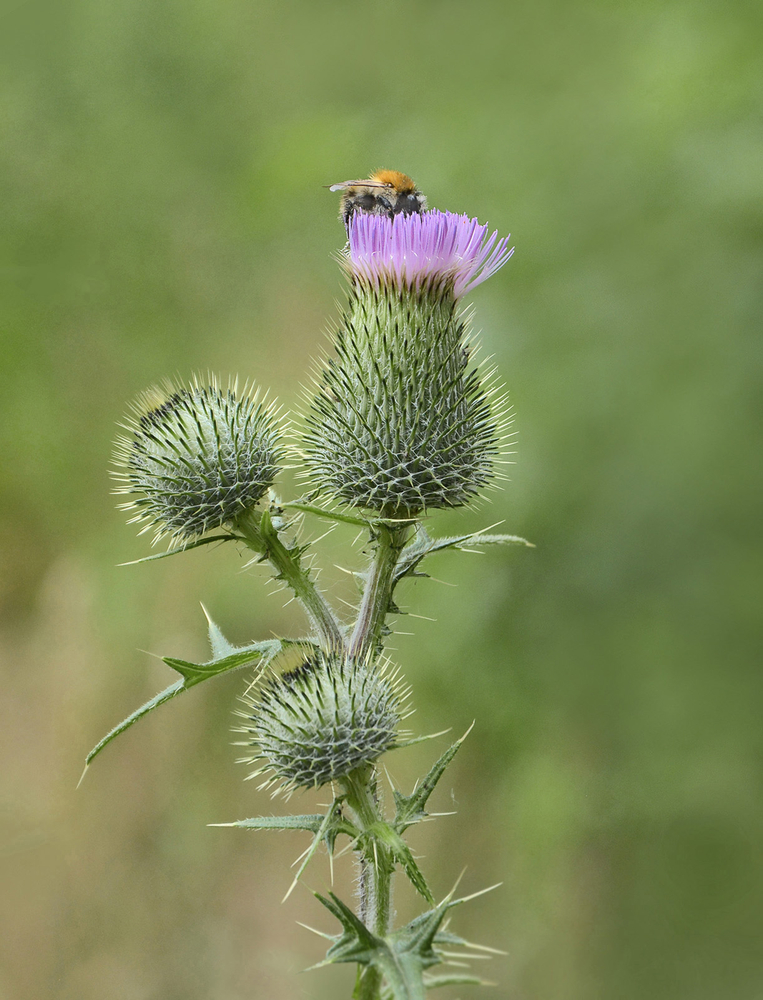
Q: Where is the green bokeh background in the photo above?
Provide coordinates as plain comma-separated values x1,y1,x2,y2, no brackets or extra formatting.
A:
1,1,761,997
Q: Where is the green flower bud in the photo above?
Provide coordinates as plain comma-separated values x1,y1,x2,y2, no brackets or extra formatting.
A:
303,282,501,515
237,650,408,794
114,376,282,544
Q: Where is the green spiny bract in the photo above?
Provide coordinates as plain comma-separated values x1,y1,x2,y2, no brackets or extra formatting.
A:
302,278,498,516
114,376,282,544
237,650,408,794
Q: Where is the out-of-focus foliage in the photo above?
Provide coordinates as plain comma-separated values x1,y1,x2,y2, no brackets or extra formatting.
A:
1,0,760,997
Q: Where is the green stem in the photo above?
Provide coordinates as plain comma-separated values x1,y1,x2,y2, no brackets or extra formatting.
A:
342,768,394,1000
236,509,344,652
348,522,413,661
356,963,383,1000
344,522,414,997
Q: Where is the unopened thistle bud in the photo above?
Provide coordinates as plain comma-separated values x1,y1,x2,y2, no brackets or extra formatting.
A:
302,210,514,516
237,651,407,794
114,376,282,544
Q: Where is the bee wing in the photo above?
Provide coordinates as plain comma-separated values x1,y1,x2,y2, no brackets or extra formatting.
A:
327,179,391,192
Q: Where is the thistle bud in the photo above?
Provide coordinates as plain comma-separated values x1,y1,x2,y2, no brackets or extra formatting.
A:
114,376,282,544
237,651,407,794
303,211,513,516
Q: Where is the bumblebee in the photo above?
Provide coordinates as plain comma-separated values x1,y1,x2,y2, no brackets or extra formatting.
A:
329,169,427,229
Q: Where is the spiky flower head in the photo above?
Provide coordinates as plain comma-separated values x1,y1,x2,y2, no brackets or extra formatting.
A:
302,211,513,516
237,650,407,795
114,376,282,544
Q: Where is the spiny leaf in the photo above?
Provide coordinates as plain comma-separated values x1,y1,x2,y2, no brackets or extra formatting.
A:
368,822,434,904
315,895,428,1000
324,810,361,854
433,931,506,957
117,533,237,566
393,882,501,959
394,526,533,585
284,799,356,900
81,678,185,772
163,639,283,684
318,891,377,945
201,605,238,659
422,973,491,989
83,638,295,771
373,951,428,1000
209,814,326,833
255,507,318,585
259,506,295,552
211,804,359,900
394,895,452,960
313,891,380,967
393,725,473,833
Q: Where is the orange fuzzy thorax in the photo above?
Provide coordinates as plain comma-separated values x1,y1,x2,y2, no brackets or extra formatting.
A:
369,169,417,193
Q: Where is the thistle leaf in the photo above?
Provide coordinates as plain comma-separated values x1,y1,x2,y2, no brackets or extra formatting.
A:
163,640,283,684
82,678,185,771
394,895,453,960
373,952,428,1000
422,973,491,989
394,526,533,585
258,507,310,565
209,814,326,832
283,798,358,900
314,891,380,966
83,638,296,771
117,533,237,566
393,725,473,833
316,883,500,999
316,894,428,1000
202,605,238,659
368,821,434,904
212,803,359,901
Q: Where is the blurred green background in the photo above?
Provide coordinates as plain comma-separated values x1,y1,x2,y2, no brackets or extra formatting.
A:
1,0,761,997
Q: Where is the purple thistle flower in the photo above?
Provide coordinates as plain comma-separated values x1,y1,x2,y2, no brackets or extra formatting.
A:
347,209,514,298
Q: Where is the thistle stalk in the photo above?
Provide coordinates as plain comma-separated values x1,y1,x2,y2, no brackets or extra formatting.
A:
341,767,394,1000
344,520,412,999
349,521,413,661
95,197,522,1000
236,508,345,652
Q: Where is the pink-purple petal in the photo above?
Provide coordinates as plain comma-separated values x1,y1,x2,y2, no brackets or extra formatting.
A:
347,210,513,298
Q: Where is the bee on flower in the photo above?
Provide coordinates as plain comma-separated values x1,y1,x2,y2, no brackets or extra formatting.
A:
329,169,427,230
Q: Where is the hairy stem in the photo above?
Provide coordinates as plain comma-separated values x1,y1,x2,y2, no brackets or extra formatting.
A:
343,521,414,997
236,509,345,652
342,768,394,1000
348,522,414,661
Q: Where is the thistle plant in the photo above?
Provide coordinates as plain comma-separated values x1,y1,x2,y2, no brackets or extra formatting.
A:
85,186,531,1000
